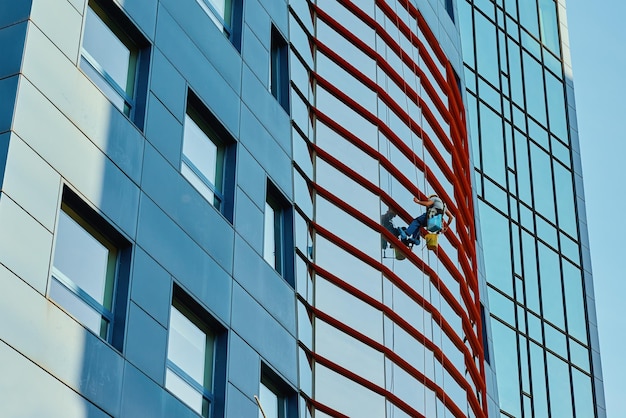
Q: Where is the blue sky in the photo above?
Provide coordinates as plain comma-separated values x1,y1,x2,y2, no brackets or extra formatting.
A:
566,1,626,416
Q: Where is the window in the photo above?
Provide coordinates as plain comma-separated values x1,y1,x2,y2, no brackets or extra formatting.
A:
49,186,131,350
80,0,149,128
196,0,243,50
480,303,490,364
182,91,236,222
264,181,294,284
257,364,297,418
166,286,227,417
270,26,290,113
445,0,455,23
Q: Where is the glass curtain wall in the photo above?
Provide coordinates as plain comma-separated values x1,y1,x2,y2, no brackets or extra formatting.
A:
457,0,602,417
290,1,486,417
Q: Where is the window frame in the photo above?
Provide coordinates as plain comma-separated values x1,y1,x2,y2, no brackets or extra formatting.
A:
257,363,297,418
196,0,233,37
79,0,150,129
182,91,237,222
165,285,228,418
264,196,282,272
195,0,243,50
270,25,290,113
263,180,295,285
49,186,131,351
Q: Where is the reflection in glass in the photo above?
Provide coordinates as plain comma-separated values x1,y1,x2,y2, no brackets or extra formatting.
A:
539,0,560,54
316,320,384,386
518,0,539,37
544,322,567,358
569,338,590,372
166,301,215,417
545,71,568,139
491,319,521,416
523,52,547,125
315,275,383,342
182,112,224,209
572,368,595,417
508,40,524,106
51,207,116,339
539,244,564,328
514,130,532,203
196,0,232,36
562,261,588,342
479,103,506,186
554,162,578,237
478,201,513,295
264,201,278,269
258,381,280,418
474,12,499,85
81,3,137,116
530,143,555,221
547,353,573,417
530,342,549,418
314,363,385,417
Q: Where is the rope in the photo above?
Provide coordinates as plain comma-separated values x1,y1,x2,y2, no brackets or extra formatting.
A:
390,0,430,415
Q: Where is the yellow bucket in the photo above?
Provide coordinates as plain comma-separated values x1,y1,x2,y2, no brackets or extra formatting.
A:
425,233,438,251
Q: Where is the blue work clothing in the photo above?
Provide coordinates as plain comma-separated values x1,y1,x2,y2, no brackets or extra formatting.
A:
404,213,427,240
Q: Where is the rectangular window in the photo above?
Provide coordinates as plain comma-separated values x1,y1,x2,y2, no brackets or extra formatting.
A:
264,181,294,285
182,91,236,222
196,0,243,50
256,364,297,418
270,26,290,113
80,0,150,128
166,286,227,417
49,186,131,350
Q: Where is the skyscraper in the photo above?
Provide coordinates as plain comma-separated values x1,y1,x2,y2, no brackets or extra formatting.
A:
457,0,605,417
0,0,602,417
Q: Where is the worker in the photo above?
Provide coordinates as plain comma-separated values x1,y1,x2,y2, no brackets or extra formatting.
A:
399,194,453,245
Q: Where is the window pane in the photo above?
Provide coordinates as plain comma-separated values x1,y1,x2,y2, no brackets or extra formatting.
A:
479,103,505,186
53,210,110,306
522,52,547,125
562,261,587,341
530,143,555,221
208,0,227,19
197,0,231,33
478,202,513,295
519,0,539,36
183,114,219,188
539,0,560,54
474,12,499,85
264,202,276,268
83,6,132,93
49,278,106,336
168,306,208,386
538,244,564,328
491,320,521,416
259,382,280,418
182,162,216,204
547,354,573,417
545,71,567,139
572,369,595,418
80,56,127,111
166,368,205,415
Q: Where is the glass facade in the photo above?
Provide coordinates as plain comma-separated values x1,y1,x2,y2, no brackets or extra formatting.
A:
290,1,486,416
458,0,604,416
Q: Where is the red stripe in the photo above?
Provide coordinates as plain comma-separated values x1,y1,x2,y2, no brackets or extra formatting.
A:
307,267,485,417
307,1,487,415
